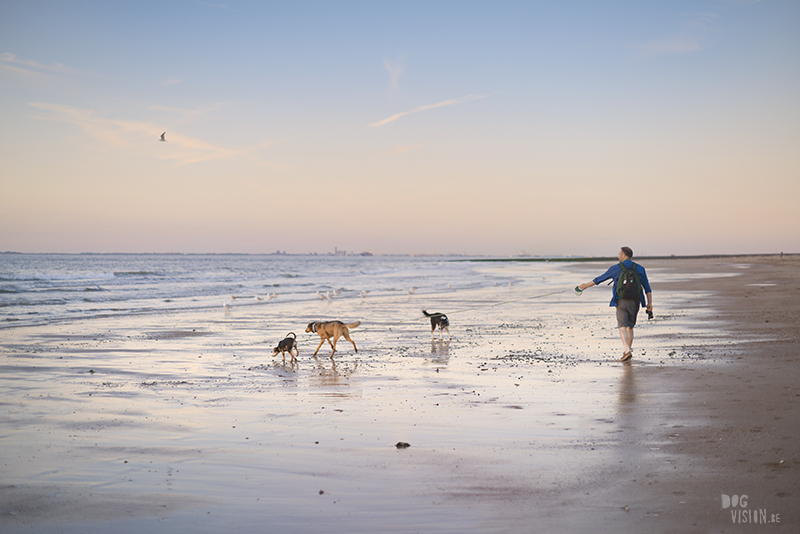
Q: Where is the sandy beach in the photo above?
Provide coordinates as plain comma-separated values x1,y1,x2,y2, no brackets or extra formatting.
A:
1,255,798,533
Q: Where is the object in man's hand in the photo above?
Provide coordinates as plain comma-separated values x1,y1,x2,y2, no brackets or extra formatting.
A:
647,310,653,319
574,286,583,296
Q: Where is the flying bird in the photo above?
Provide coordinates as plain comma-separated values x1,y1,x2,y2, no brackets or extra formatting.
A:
160,132,166,142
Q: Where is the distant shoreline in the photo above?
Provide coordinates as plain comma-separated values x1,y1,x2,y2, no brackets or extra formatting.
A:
465,252,797,262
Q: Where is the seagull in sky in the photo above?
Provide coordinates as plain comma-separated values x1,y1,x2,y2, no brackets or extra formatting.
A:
160,132,166,142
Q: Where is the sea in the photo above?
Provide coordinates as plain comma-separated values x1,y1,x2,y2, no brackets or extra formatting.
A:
0,253,580,330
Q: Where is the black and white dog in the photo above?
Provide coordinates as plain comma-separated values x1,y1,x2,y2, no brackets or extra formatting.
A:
422,310,450,340
273,332,299,362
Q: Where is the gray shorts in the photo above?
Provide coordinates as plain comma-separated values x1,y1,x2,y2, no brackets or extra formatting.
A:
616,299,640,328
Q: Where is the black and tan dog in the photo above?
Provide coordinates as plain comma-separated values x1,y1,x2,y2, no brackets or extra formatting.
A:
305,321,360,358
423,310,450,339
273,332,299,362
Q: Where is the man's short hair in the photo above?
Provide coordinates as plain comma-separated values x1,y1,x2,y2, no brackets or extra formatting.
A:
620,246,634,258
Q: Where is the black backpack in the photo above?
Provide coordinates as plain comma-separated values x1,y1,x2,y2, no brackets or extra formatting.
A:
616,262,642,301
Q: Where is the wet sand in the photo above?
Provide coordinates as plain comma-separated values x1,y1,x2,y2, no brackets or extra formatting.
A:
1,255,798,533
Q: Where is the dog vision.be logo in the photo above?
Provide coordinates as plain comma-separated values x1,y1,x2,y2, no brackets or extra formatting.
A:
721,494,781,524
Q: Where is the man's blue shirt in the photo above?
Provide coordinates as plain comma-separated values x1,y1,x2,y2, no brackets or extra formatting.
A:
592,259,652,307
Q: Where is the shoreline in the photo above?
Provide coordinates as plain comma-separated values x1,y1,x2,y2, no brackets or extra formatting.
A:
1,255,797,532
470,252,799,262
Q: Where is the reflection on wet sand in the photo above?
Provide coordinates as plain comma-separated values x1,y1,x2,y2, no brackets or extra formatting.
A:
272,359,299,374
615,361,645,469
247,357,300,379
430,339,451,360
618,361,636,408
308,356,359,390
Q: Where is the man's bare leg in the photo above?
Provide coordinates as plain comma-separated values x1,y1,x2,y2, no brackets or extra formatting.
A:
619,327,634,359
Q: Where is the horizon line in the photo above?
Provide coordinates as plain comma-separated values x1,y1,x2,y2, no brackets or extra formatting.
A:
1,251,796,260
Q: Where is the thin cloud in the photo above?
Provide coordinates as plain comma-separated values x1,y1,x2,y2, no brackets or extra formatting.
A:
383,57,404,90
0,61,42,77
29,102,149,148
369,94,486,128
29,102,278,167
0,52,93,77
681,11,721,30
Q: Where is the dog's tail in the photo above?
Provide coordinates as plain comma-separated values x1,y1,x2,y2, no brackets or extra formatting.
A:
346,321,361,329
287,332,296,339
422,310,443,318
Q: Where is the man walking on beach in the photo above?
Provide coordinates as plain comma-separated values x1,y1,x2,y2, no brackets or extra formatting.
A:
578,247,653,361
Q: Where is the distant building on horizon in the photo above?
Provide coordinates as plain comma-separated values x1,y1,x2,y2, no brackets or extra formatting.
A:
332,247,373,257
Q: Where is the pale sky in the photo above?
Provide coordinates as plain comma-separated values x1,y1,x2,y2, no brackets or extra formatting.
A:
1,1,798,256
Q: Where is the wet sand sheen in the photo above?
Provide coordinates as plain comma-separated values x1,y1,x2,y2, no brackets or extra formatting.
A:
1,256,798,533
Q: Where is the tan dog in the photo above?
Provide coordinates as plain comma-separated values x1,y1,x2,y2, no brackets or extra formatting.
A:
305,321,360,358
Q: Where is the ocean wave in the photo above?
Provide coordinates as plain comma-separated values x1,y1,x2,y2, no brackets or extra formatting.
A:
0,272,117,282
359,268,399,275
1,298,67,308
